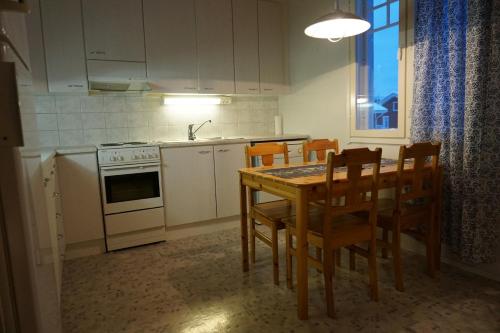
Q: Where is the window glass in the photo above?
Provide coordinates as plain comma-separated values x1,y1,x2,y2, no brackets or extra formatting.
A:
355,0,400,130
390,2,399,24
373,0,386,6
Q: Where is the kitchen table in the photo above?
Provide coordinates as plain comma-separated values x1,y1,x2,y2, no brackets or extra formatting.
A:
238,160,442,320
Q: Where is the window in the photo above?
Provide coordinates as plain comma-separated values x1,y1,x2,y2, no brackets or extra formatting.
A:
350,0,410,138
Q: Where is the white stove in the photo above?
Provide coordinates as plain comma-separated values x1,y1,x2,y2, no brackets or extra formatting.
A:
97,142,166,251
97,142,160,166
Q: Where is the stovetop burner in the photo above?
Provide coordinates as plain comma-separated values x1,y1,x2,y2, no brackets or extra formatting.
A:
100,141,148,147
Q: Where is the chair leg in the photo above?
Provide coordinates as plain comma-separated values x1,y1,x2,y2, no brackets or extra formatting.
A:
271,224,279,286
323,246,335,318
250,219,256,264
286,228,293,289
315,247,322,273
368,237,379,301
392,224,404,292
382,229,389,259
336,249,342,267
349,249,356,271
426,220,436,278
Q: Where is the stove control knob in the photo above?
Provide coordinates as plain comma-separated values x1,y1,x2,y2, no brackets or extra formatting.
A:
141,154,147,159
133,155,139,160
119,156,124,161
148,154,153,158
111,156,117,161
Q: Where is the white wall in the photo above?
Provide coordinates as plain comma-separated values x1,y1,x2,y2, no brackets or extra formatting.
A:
279,0,350,146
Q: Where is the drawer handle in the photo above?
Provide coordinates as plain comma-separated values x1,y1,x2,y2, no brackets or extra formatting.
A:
264,88,273,91
217,149,230,152
90,51,106,55
57,234,64,240
248,88,258,91
203,87,214,90
53,192,61,198
184,87,196,90
198,151,211,154
67,84,84,88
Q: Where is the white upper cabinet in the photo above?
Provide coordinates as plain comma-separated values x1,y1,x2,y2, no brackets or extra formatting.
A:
214,143,246,218
143,0,198,93
196,0,235,94
258,0,287,94
82,0,145,62
232,0,260,94
40,0,87,92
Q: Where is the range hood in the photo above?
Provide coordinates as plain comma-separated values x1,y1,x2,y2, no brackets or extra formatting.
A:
89,80,151,92
87,60,151,93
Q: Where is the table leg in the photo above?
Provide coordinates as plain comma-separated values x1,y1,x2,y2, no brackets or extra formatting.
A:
296,187,309,320
240,176,249,272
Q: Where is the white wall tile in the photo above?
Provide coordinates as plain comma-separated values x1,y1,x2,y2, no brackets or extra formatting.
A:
103,96,125,113
106,128,129,143
84,129,107,144
23,131,40,147
124,97,144,112
82,113,106,129
56,96,81,113
127,113,149,128
36,114,58,130
81,96,104,113
151,126,169,141
38,130,60,147
105,113,128,128
128,127,151,142
34,96,56,114
59,130,84,146
57,113,83,130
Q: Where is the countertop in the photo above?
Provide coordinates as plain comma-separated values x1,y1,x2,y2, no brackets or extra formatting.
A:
20,134,309,156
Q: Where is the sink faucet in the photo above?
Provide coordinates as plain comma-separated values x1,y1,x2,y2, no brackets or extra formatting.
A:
188,119,212,141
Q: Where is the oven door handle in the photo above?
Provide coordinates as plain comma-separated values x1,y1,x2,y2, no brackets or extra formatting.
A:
100,163,160,171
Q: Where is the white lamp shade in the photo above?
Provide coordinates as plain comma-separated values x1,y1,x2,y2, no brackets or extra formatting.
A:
305,11,371,39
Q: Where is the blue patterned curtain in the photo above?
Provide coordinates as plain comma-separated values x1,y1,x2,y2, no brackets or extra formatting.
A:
411,0,500,264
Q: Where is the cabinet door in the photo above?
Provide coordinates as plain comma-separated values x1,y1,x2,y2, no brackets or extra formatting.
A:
25,0,48,93
214,144,246,218
41,0,87,92
57,153,104,244
144,0,198,93
258,0,287,94
233,0,260,94
162,146,217,226
196,0,235,94
82,0,145,62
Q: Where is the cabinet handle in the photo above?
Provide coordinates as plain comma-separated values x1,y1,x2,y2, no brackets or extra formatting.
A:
90,50,106,55
203,87,214,90
56,213,62,218
184,87,196,90
198,150,211,154
53,192,61,198
248,88,258,91
217,149,230,153
57,233,64,240
67,84,84,88
43,177,50,187
263,88,273,91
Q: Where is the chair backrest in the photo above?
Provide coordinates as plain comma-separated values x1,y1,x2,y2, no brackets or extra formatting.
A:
303,139,340,162
395,142,441,211
324,148,382,220
245,143,289,167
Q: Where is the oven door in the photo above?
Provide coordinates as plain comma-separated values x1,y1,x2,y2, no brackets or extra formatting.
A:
100,163,163,215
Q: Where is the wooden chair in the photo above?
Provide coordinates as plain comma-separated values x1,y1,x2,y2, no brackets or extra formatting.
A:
302,138,341,266
285,147,382,318
302,139,340,162
376,142,441,291
245,143,293,285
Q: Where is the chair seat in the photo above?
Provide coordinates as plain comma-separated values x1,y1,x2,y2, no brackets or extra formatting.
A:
252,200,295,227
377,198,433,229
284,211,371,249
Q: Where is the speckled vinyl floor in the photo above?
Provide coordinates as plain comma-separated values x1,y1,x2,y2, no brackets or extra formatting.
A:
62,227,500,333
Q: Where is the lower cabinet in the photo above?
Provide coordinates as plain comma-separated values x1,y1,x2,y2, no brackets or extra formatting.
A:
214,144,246,218
56,153,104,245
161,143,246,226
162,146,217,226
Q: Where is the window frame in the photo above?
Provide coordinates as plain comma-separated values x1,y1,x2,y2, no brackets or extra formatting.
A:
348,0,414,140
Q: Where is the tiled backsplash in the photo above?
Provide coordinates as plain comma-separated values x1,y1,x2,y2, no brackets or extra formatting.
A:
19,94,279,147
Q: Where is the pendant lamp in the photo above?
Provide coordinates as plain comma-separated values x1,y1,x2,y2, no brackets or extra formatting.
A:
304,0,371,43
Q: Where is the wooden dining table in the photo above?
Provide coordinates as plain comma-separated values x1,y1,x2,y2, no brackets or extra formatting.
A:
238,160,442,320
